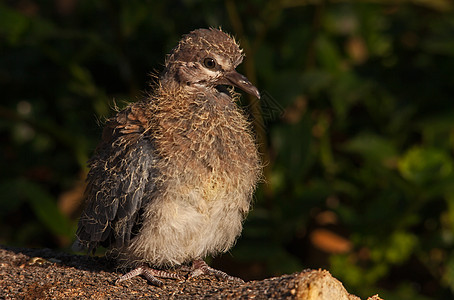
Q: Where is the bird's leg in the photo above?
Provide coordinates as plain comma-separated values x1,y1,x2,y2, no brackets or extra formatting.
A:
189,258,244,283
115,265,183,287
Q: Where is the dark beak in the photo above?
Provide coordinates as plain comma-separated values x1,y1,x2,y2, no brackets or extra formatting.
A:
221,70,260,99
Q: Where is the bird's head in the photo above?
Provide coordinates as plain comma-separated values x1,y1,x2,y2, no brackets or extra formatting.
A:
162,28,260,99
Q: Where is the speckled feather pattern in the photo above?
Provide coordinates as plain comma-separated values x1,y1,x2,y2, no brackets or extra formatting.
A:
74,28,261,270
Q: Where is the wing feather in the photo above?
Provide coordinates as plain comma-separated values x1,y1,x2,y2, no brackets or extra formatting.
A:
73,106,156,253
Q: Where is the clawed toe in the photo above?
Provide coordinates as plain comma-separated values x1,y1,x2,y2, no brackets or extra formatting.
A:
116,266,183,287
189,259,244,283
115,260,243,287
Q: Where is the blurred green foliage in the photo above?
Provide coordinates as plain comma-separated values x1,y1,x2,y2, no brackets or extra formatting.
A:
1,0,454,299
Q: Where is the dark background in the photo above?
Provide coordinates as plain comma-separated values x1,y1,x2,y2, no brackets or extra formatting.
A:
1,1,454,299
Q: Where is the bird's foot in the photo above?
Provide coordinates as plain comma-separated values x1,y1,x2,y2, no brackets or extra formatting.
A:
116,266,183,287
189,259,244,283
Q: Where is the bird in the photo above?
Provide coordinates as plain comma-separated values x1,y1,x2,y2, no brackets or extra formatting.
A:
73,28,262,286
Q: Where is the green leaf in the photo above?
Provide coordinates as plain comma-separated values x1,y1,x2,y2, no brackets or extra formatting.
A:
398,147,453,184
316,34,343,72
15,179,75,239
0,4,30,44
342,132,397,166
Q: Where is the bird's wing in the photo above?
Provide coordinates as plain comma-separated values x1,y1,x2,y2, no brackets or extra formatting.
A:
73,104,156,253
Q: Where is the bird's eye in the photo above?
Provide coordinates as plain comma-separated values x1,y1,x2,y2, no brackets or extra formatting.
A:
203,57,216,69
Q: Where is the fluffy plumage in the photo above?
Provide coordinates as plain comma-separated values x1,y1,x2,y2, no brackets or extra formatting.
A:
73,28,261,283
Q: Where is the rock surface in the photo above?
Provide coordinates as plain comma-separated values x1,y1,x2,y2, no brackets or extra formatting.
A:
0,246,382,299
